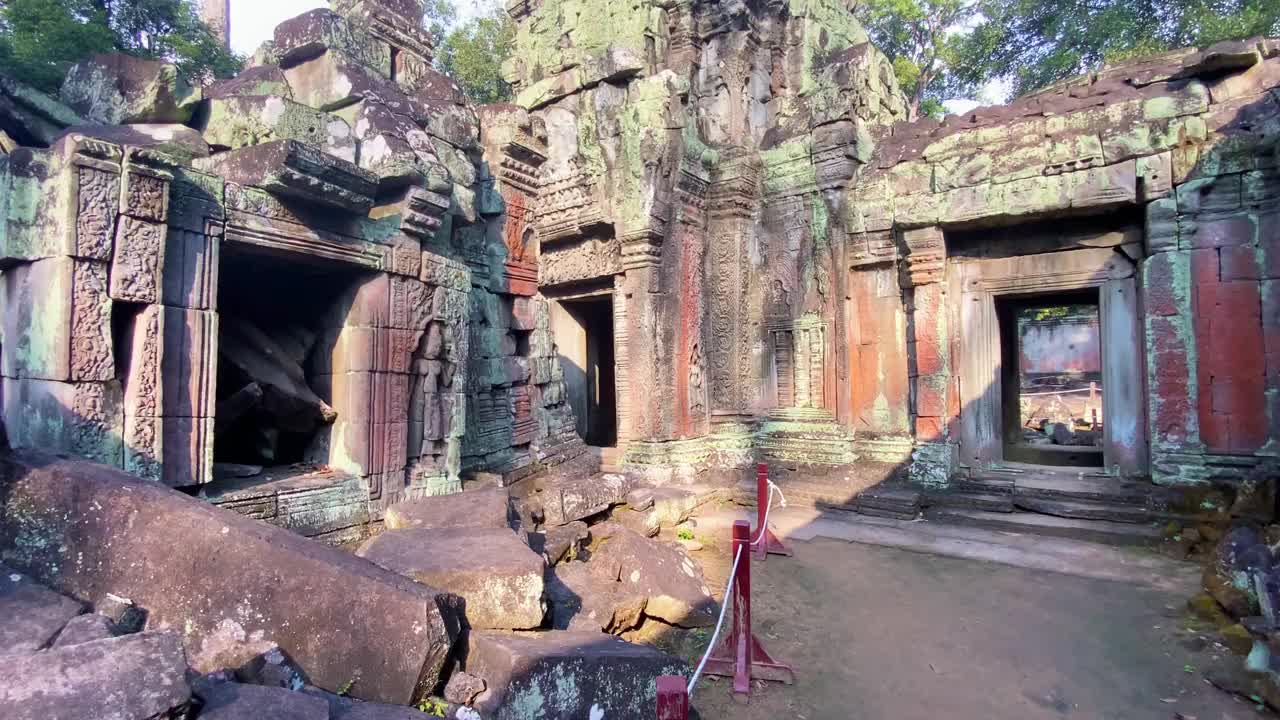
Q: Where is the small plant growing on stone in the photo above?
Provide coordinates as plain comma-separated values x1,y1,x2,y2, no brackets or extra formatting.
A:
337,677,358,696
417,697,449,717
677,528,695,541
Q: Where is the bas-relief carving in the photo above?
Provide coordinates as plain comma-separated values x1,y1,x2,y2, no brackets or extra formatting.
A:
539,236,621,286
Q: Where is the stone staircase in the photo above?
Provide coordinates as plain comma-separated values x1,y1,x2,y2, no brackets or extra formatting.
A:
921,468,1184,546
753,464,1189,548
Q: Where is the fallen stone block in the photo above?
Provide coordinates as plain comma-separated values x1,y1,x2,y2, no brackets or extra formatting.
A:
61,53,200,124
590,523,718,628
0,631,190,720
218,316,338,432
51,613,117,648
95,593,147,634
0,73,85,147
207,65,294,101
443,671,486,706
465,630,687,720
383,488,513,531
0,564,85,654
357,527,545,630
194,139,374,213
54,124,209,162
537,520,589,564
542,472,632,526
195,679,329,720
0,451,459,705
195,96,357,163
546,561,646,633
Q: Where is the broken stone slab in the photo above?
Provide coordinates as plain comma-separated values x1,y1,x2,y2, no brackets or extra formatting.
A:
194,139,375,213
535,520,589,564
542,472,633,526
357,527,546,630
285,49,400,112
464,630,688,720
383,488,513,531
207,65,295,101
0,631,191,720
443,671,486,706
95,593,147,634
195,679,330,720
273,9,392,75
51,613,117,648
546,561,646,634
0,564,86,654
589,523,717,628
0,451,459,705
612,506,661,537
0,73,85,147
196,95,357,163
218,317,338,433
54,124,210,163
60,53,200,124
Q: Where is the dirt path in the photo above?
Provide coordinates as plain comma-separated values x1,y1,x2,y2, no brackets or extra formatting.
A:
671,537,1255,720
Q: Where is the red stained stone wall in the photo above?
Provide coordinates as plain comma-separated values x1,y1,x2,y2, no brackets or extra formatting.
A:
849,266,910,436
1191,214,1271,454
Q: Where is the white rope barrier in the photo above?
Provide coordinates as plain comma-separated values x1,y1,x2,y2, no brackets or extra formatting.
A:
685,478,787,697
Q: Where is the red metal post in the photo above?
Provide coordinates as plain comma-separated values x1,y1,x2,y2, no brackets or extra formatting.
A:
754,463,792,559
656,676,689,720
705,520,795,696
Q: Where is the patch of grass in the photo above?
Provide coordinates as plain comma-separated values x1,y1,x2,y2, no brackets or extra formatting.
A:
677,528,695,541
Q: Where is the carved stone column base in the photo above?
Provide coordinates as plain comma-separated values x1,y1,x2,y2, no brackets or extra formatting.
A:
908,441,958,488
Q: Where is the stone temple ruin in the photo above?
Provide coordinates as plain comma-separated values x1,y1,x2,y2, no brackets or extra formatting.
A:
0,0,1279,716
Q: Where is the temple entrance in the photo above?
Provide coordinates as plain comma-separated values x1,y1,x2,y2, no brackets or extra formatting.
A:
212,246,368,469
998,293,1105,468
551,293,618,448
949,219,1148,478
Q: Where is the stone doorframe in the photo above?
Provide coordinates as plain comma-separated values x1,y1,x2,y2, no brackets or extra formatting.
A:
542,280,630,449
950,246,1149,477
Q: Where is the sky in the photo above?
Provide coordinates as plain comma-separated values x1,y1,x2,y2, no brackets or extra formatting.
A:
227,0,485,55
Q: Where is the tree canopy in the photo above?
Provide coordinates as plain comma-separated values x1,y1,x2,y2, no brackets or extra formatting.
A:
0,0,243,95
434,0,516,105
856,0,1280,117
963,0,1280,98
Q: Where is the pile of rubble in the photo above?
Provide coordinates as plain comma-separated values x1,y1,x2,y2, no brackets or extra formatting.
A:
0,451,715,719
1176,476,1280,708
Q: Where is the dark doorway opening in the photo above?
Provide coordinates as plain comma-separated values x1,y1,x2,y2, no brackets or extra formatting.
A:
998,290,1105,467
214,247,366,468
553,295,617,448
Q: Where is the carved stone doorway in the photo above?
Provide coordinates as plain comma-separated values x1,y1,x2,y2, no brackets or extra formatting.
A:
952,245,1148,478
551,292,618,449
997,292,1105,468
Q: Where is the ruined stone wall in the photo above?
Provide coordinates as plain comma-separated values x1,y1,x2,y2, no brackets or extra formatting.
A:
494,0,909,481
851,41,1280,485
0,0,588,532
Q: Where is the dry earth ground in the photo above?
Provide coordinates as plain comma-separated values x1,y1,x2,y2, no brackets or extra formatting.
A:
646,530,1262,720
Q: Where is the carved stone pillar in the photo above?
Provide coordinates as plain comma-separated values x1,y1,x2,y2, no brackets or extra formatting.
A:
705,151,761,421
899,225,957,486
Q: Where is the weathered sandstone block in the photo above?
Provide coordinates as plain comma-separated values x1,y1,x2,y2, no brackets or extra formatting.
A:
0,631,191,720
465,630,687,720
0,451,459,705
383,487,513,530
357,527,546,630
60,54,200,125
0,564,86,654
